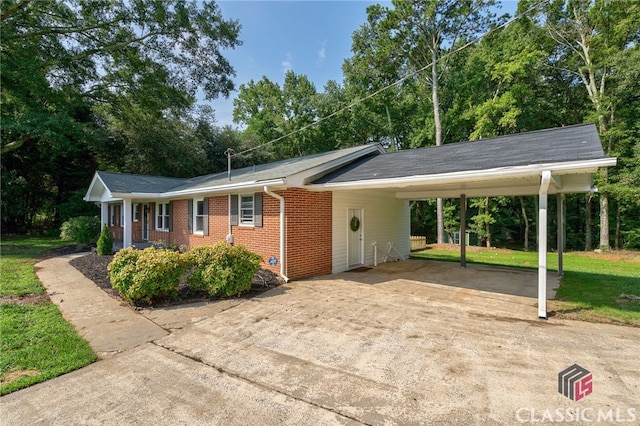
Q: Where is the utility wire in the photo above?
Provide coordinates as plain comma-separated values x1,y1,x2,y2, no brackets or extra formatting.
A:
231,0,549,159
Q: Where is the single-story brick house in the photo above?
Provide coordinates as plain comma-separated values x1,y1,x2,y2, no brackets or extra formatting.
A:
85,123,615,318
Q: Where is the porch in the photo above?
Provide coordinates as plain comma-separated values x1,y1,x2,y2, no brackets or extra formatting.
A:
108,227,171,251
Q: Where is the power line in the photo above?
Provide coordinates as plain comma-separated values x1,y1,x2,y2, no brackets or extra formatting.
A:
231,0,549,159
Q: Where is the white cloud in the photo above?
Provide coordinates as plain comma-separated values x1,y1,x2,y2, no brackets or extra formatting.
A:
281,53,293,74
317,41,326,65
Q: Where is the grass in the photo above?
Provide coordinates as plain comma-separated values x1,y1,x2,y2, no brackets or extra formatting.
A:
0,236,97,395
411,246,640,327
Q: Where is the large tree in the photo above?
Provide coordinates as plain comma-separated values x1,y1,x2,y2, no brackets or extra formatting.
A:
542,0,640,249
1,0,240,231
369,0,498,244
233,71,325,160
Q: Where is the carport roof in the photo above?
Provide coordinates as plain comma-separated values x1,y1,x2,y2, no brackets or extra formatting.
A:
310,123,617,198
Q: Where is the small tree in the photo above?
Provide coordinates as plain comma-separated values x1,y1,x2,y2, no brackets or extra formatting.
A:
96,224,113,255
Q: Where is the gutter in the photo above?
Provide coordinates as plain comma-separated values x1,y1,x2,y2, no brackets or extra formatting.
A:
164,178,285,198
263,186,290,283
309,158,618,191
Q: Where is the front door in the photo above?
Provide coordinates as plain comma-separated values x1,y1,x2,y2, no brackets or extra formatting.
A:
348,208,363,267
142,204,149,240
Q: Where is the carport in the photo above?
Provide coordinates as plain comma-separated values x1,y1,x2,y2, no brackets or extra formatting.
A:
311,123,617,319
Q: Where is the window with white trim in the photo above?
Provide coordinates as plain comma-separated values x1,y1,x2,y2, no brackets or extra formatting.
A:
194,198,204,234
156,202,170,230
133,203,140,222
119,207,124,228
109,204,116,226
239,195,254,226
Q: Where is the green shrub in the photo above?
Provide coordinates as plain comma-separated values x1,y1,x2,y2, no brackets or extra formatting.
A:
59,216,100,246
623,229,640,250
96,224,113,255
108,247,140,299
109,247,186,304
186,242,262,297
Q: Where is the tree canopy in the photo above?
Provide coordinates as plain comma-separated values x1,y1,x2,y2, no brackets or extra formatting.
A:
2,0,638,250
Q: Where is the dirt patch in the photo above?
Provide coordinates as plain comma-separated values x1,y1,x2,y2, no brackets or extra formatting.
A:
0,369,41,386
571,250,640,263
0,294,50,306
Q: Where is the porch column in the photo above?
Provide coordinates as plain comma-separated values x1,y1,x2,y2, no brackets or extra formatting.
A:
100,202,109,229
538,171,551,319
122,199,132,248
460,194,466,268
557,193,565,276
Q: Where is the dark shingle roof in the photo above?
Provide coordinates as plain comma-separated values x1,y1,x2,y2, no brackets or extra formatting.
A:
95,144,380,195
97,171,186,194
167,144,379,193
314,124,606,184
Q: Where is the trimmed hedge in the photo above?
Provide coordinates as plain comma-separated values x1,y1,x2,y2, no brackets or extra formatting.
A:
186,242,262,297
109,247,186,304
109,243,263,304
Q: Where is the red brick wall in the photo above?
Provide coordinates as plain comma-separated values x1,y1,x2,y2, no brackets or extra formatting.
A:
282,188,332,279
117,189,333,280
168,195,282,277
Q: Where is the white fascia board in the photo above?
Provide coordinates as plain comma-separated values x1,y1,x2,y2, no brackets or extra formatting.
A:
287,144,386,187
312,158,617,191
112,192,163,200
163,178,286,198
84,173,110,201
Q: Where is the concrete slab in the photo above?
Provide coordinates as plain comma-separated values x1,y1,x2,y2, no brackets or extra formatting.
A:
157,262,638,424
139,299,244,330
35,254,168,358
0,344,356,425
5,257,637,425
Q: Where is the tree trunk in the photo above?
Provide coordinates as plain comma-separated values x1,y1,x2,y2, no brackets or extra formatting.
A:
615,199,620,250
432,47,444,244
585,193,593,251
484,197,491,248
599,169,610,250
519,196,529,251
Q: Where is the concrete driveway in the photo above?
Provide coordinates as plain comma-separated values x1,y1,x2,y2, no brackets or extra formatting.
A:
2,258,639,425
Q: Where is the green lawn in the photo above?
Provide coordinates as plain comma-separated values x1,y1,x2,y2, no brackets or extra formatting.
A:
0,236,97,395
411,246,640,327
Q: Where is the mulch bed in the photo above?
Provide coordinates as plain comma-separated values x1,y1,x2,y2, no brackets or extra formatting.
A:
68,251,282,307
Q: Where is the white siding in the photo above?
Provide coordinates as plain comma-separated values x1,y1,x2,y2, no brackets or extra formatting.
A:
332,190,410,273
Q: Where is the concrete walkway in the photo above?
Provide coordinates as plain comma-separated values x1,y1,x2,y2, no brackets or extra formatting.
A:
2,255,638,425
34,254,245,357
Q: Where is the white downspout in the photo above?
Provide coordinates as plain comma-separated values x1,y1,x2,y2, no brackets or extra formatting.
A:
263,186,290,283
538,170,551,319
226,194,233,244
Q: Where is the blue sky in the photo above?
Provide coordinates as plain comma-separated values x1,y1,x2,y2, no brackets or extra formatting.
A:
210,1,519,128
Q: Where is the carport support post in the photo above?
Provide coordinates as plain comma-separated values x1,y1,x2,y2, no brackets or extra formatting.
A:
557,193,564,276
460,194,466,268
538,171,551,319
